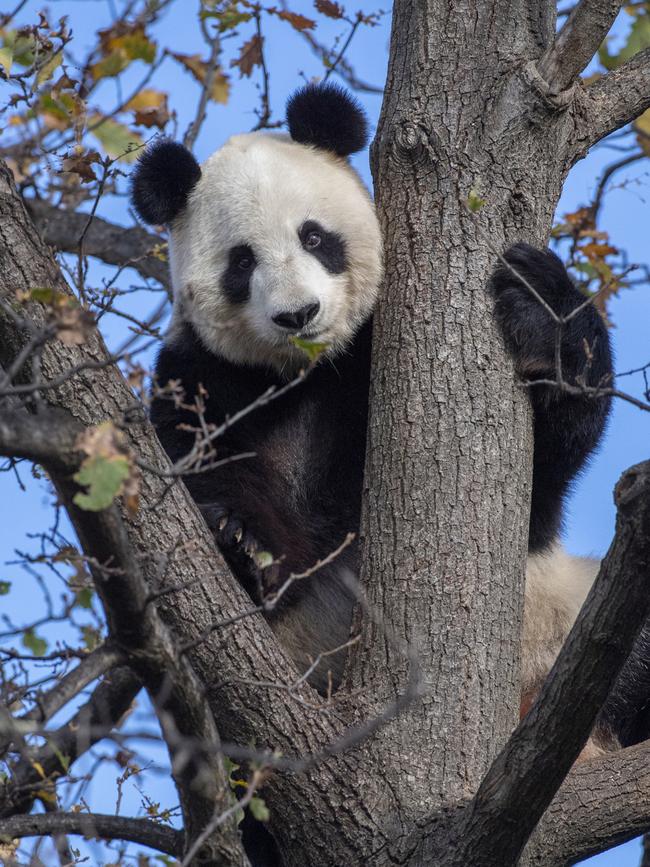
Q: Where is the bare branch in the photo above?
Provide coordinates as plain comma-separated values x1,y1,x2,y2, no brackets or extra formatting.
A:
0,812,182,857
524,741,650,866
20,644,126,727
537,0,624,93
183,22,222,149
51,461,244,864
455,460,650,866
25,199,171,294
0,666,141,818
576,47,650,149
588,151,646,222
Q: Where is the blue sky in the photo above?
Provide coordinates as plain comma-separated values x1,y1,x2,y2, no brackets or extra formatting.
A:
1,1,649,864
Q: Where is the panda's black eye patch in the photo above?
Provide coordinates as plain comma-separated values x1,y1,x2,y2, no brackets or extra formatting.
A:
298,220,347,274
222,244,256,303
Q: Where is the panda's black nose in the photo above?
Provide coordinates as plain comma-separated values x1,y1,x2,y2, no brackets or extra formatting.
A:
272,302,320,332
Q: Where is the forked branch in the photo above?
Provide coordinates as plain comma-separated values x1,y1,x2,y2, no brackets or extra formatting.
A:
0,666,141,818
524,740,650,866
537,0,625,93
453,460,650,866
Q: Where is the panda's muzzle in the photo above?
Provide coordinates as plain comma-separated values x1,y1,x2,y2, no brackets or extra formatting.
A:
272,302,320,333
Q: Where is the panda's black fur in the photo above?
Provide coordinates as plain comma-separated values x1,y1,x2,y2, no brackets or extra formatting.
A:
132,83,650,755
151,317,372,680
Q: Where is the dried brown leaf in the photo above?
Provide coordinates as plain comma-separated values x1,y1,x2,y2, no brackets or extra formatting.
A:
171,52,229,103
276,9,316,30
314,0,344,19
231,34,263,78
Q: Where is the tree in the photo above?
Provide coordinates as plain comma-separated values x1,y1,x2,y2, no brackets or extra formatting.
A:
1,1,650,865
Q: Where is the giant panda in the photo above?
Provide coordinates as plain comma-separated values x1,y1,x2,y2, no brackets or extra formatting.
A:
131,82,627,748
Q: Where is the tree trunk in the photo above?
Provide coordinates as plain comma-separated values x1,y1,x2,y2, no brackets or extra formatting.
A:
3,0,650,863
346,0,576,850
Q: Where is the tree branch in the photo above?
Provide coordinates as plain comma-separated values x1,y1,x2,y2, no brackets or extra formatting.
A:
59,493,245,864
0,407,81,470
25,199,171,295
537,0,624,93
0,666,141,818
451,460,650,865
0,811,182,857
21,644,127,727
523,741,650,866
1,400,245,864
642,832,650,867
575,46,650,149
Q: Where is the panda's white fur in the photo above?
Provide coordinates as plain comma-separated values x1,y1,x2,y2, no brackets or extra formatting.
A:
167,133,382,373
523,545,597,699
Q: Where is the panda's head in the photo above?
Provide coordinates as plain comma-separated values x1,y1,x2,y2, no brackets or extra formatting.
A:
131,83,382,372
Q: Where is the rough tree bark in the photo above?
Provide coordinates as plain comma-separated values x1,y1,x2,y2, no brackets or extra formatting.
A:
2,0,650,865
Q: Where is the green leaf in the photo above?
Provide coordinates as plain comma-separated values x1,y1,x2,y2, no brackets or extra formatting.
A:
0,581,11,595
90,116,143,162
2,30,35,67
467,187,486,212
22,628,48,657
75,587,94,609
80,625,102,651
36,52,62,85
202,7,253,31
599,13,650,70
253,550,274,570
120,30,156,63
24,286,65,305
223,757,240,780
73,454,131,511
50,742,70,773
289,336,329,362
91,51,129,79
0,45,13,76
249,796,270,822
91,25,156,79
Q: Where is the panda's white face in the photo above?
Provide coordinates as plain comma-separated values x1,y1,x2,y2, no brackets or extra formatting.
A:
167,133,383,372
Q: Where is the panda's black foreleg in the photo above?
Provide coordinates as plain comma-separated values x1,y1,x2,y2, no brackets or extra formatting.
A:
198,502,259,553
491,243,613,552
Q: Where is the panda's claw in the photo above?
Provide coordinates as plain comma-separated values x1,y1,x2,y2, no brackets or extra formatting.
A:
198,502,265,563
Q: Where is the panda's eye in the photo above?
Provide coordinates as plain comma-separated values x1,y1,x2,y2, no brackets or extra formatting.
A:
298,220,347,274
237,254,253,270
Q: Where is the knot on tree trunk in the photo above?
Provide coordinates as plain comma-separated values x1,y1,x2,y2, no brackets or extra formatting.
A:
375,118,441,170
614,460,650,515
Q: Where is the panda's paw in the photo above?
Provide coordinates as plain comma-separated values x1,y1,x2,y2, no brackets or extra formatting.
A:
491,243,582,378
198,503,259,555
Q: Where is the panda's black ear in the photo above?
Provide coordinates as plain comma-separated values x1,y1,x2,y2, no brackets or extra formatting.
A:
286,82,368,157
130,139,201,225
